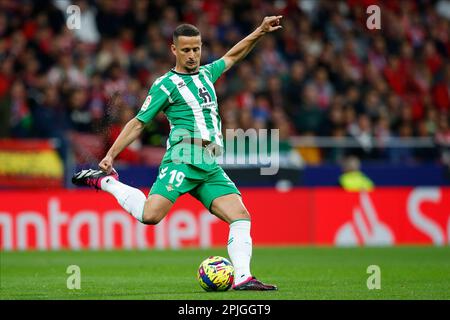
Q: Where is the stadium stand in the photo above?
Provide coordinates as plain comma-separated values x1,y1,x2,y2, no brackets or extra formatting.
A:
0,0,448,186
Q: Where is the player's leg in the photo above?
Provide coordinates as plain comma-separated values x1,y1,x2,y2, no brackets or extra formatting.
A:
209,193,252,281
72,168,149,221
192,167,277,290
210,194,277,290
71,168,174,224
144,161,201,224
209,193,250,223
141,194,173,225
102,179,173,225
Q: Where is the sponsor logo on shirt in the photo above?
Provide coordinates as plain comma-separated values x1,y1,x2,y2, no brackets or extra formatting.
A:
198,87,212,103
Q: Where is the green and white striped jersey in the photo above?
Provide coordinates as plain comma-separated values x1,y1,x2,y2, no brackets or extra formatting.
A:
136,58,226,150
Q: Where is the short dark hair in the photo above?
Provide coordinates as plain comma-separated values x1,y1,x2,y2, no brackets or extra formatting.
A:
173,24,200,43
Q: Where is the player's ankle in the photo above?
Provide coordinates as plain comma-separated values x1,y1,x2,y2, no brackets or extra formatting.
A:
233,275,253,286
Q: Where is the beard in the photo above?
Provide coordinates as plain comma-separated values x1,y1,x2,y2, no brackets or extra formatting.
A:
184,62,198,73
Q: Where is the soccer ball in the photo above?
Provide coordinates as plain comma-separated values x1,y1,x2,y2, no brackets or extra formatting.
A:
197,256,235,292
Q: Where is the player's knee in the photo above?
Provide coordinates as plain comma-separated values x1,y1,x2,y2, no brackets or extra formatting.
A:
241,209,251,220
142,209,163,225
233,208,251,221
142,214,162,225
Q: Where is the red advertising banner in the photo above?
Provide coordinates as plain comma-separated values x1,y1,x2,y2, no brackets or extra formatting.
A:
314,188,450,245
0,188,449,250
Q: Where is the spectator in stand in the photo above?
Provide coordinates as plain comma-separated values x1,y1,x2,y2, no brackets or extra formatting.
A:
259,35,288,76
325,125,348,163
433,62,449,112
348,113,374,160
252,94,271,130
31,85,69,161
320,96,345,136
424,40,443,76
368,35,388,74
415,119,438,162
265,75,285,110
374,113,393,160
294,84,323,135
362,89,384,121
106,105,141,164
306,67,334,110
47,52,88,88
8,81,32,138
67,88,91,132
339,155,374,192
435,113,450,168
384,55,408,96
389,122,416,164
284,60,306,118
32,86,67,138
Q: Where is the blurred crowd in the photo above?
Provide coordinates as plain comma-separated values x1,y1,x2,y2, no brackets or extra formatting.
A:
0,0,449,165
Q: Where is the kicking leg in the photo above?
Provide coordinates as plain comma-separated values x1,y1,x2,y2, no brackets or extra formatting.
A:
72,169,172,224
141,194,173,225
102,180,173,225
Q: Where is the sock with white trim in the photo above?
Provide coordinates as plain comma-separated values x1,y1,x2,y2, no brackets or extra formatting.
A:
101,178,146,222
227,219,253,285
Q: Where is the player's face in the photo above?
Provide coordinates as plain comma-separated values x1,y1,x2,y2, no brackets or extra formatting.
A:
172,36,202,73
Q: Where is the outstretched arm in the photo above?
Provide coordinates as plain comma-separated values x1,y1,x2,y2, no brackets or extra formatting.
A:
222,15,283,72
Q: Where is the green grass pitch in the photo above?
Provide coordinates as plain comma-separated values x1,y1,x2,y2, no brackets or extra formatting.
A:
1,247,449,300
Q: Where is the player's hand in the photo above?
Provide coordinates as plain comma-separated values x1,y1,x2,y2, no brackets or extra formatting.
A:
99,155,114,174
259,16,283,34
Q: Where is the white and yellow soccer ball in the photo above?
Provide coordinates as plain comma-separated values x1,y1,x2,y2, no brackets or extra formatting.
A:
197,256,235,292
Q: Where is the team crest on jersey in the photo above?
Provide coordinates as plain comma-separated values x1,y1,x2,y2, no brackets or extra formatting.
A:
166,184,174,192
141,95,152,111
159,167,168,179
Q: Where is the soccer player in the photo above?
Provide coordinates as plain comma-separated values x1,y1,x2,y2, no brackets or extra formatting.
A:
72,16,283,290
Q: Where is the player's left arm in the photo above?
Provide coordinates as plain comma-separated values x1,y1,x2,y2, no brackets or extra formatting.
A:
222,15,283,72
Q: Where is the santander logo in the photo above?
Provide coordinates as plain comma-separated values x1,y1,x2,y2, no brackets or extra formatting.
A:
407,188,447,245
334,188,450,246
0,198,221,251
335,192,395,246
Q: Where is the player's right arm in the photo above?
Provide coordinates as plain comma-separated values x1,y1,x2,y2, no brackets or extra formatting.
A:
99,118,145,173
99,80,171,173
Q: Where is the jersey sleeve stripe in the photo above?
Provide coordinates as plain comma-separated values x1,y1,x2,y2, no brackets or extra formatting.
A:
160,84,173,103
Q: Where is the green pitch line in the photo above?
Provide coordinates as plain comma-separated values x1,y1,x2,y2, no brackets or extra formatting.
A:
1,247,449,300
